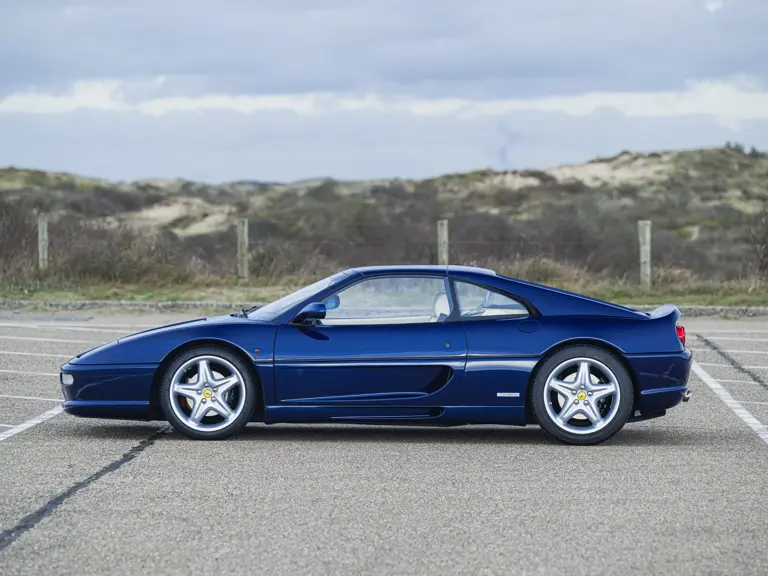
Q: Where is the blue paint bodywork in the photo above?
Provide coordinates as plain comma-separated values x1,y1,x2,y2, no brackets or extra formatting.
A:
60,265,692,427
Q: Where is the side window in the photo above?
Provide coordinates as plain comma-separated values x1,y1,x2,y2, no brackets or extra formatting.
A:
322,276,451,325
453,281,528,319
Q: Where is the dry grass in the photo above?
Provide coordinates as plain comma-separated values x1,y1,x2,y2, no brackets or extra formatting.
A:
3,257,767,307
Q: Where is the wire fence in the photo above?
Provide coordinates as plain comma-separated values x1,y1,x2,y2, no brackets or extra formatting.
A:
0,205,759,288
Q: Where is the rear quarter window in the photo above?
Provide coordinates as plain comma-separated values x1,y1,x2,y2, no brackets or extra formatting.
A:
453,281,529,319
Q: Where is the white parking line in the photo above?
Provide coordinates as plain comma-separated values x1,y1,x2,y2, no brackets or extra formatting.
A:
0,350,72,359
0,424,13,428
705,337,768,343
739,401,768,406
0,322,133,335
690,348,768,356
0,335,99,345
699,330,768,334
0,405,64,442
692,363,768,446
0,394,61,402
718,378,762,385
0,369,59,377
50,322,155,329
0,321,154,329
697,362,768,370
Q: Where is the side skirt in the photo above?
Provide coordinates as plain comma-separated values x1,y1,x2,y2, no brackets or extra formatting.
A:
262,405,527,426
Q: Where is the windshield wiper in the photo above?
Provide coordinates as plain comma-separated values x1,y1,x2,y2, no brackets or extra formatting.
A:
231,305,261,318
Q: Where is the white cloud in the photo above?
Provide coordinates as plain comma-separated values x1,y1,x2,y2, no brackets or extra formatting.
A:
2,0,766,182
1,77,766,130
3,0,766,100
706,1,725,13
62,5,89,17
0,81,127,114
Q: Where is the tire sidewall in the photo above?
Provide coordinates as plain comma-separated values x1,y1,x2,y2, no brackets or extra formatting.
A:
159,346,258,440
531,345,633,445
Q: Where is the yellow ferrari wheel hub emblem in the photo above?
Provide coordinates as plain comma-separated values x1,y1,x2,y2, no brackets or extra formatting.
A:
577,391,587,401
202,388,213,399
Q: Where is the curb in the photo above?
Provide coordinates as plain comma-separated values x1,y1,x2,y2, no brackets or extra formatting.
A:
1,300,768,317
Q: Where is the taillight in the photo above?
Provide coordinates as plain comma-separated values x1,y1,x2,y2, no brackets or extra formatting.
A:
676,324,686,347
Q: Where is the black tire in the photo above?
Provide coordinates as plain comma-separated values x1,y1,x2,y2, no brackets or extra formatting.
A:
159,346,258,440
530,345,633,445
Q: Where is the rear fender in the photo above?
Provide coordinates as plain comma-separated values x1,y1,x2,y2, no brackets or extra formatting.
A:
644,305,685,352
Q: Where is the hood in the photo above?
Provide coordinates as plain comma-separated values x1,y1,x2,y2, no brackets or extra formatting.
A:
117,316,211,344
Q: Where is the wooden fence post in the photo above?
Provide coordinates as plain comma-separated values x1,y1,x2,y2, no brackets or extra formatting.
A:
437,219,449,265
638,220,652,289
37,214,49,272
236,218,249,281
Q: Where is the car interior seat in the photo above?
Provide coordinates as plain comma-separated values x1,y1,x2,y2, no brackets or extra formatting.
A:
431,292,451,322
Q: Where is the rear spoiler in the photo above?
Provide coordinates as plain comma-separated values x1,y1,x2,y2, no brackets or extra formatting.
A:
644,304,681,322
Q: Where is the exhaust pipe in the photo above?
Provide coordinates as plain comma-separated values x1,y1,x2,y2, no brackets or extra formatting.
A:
683,389,692,402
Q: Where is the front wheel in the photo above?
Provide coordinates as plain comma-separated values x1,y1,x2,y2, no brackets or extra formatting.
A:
159,346,258,440
530,346,633,445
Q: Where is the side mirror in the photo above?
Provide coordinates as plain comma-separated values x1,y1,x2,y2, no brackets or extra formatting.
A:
294,302,326,324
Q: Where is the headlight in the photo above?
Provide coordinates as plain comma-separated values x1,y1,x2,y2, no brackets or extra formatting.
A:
61,373,74,386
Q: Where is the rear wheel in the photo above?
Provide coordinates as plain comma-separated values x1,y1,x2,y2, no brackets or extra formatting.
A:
159,346,257,440
530,346,633,445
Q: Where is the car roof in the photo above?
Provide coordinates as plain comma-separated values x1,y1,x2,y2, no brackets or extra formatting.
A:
350,264,498,277
344,265,645,319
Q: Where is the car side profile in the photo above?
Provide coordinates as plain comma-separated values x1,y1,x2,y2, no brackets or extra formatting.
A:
59,265,692,445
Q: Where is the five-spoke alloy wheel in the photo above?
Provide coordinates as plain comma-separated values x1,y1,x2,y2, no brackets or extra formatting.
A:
531,346,633,445
159,346,258,440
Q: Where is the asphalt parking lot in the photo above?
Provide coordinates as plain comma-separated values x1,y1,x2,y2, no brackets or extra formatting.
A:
0,311,766,575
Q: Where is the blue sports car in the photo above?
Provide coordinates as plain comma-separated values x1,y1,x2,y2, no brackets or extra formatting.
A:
59,265,692,445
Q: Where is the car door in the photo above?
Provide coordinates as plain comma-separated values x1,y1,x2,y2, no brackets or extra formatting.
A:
273,274,467,407
451,279,535,408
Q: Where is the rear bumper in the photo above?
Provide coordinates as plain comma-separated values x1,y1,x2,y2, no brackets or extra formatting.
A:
626,348,692,416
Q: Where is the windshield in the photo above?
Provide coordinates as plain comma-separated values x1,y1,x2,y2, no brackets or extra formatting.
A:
247,271,350,321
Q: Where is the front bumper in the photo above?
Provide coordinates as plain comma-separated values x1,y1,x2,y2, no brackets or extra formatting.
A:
59,361,158,420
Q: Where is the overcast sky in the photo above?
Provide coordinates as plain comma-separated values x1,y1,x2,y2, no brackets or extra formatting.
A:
1,0,767,182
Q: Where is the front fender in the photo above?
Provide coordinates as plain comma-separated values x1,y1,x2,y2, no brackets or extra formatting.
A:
69,317,278,365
